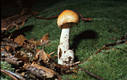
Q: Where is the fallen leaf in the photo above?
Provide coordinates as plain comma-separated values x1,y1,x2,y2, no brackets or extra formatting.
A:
15,51,29,63
14,35,26,46
5,46,11,51
35,49,49,62
40,33,49,45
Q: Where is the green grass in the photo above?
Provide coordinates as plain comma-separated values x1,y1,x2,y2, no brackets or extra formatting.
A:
2,0,127,80
77,43,127,80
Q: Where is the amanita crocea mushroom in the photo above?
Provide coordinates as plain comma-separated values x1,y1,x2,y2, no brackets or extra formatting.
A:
57,10,79,65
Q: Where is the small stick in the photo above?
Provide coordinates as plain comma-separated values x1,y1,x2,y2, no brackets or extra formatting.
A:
78,67,104,80
96,33,127,54
96,39,127,54
36,13,92,22
95,46,110,54
1,51,23,66
5,70,26,80
36,15,58,20
1,69,18,80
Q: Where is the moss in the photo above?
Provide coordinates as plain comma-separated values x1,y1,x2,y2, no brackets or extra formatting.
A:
79,43,127,80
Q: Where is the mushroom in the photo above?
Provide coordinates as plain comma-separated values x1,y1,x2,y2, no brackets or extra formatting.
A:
57,10,79,65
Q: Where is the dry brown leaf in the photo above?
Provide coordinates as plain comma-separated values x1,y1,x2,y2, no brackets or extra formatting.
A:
41,33,49,41
34,49,41,61
14,35,26,46
34,49,49,62
40,33,49,45
15,51,29,63
28,39,41,47
28,33,49,46
21,72,25,77
5,46,11,51
28,39,36,45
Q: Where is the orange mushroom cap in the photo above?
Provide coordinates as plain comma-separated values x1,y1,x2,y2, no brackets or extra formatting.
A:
57,10,79,28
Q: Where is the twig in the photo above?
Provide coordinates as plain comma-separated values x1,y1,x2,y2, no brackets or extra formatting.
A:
36,13,92,22
36,15,58,20
5,70,26,80
1,41,19,48
1,57,23,66
1,14,31,32
96,39,127,54
23,63,62,80
78,13,92,22
95,46,110,54
23,63,56,79
1,51,23,66
1,69,18,80
1,38,20,47
1,69,25,80
78,67,104,80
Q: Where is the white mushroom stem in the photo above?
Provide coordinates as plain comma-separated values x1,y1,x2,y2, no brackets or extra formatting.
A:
60,28,69,50
58,28,74,66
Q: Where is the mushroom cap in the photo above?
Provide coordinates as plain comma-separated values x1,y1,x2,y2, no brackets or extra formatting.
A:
57,10,79,28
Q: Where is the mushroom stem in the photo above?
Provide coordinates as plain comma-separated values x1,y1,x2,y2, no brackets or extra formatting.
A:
59,28,70,50
58,26,74,65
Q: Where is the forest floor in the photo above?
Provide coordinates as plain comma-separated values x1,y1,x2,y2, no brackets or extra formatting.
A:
1,0,127,80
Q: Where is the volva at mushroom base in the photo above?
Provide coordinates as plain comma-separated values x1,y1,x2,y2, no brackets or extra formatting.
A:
57,10,79,66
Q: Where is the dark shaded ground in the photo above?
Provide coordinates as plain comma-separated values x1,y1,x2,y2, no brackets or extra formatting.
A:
71,30,98,52
1,0,60,18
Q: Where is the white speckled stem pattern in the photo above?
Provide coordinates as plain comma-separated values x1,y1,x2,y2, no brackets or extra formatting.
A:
57,28,74,66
